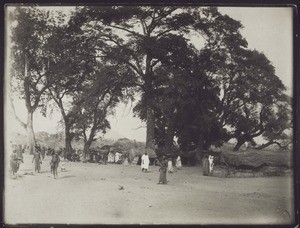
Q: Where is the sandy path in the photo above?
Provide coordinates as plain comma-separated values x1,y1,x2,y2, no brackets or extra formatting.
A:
4,155,294,225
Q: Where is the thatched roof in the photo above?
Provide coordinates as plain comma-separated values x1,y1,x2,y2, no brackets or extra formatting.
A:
131,148,157,158
222,149,292,168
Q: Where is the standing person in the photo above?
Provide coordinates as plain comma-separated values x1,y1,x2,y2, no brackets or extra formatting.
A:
167,158,173,173
208,155,214,173
50,151,61,179
141,152,150,172
41,146,45,160
10,148,21,178
175,155,182,170
158,156,168,184
32,151,42,173
103,153,108,165
115,152,121,164
16,145,24,164
108,151,114,163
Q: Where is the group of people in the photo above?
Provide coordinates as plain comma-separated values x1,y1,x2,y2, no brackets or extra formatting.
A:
10,140,184,183
31,150,62,178
140,152,182,185
10,143,62,179
107,151,123,164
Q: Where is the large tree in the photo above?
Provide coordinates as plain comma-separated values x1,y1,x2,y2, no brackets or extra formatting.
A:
191,9,291,151
134,43,221,159
70,6,226,149
145,7,248,157
9,7,61,154
218,49,290,151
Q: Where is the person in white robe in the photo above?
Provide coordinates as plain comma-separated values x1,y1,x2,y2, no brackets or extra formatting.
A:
208,155,214,173
167,158,173,173
141,153,150,172
115,152,122,164
108,152,114,163
175,155,182,170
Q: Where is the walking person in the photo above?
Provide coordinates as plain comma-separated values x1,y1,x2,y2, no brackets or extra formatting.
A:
50,151,60,179
32,151,42,173
141,152,150,172
158,156,168,184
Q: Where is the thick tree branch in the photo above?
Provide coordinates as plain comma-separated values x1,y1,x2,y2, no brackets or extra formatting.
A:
32,85,49,111
253,140,291,150
106,24,144,38
96,47,144,77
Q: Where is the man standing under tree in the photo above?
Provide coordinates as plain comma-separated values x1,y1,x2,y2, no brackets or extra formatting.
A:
32,151,42,173
141,152,150,172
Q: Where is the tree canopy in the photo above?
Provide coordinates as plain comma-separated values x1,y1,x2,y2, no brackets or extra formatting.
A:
8,5,292,157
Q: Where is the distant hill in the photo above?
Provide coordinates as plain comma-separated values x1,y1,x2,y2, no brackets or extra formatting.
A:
104,129,126,141
8,131,145,150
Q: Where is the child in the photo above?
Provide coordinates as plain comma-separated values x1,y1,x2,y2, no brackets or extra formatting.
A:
50,152,60,179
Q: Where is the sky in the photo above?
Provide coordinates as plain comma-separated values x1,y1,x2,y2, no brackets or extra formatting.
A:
4,6,294,143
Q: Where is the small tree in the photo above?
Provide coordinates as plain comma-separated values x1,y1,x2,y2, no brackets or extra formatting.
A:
45,19,96,155
72,63,135,159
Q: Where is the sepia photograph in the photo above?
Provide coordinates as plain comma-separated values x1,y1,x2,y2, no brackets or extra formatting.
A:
3,3,297,225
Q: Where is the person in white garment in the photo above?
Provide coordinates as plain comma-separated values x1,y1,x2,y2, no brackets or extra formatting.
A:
175,155,182,170
167,158,173,173
108,151,114,163
115,152,122,164
208,155,214,173
141,152,150,172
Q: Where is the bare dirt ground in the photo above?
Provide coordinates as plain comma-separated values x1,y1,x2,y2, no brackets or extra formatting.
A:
4,154,295,225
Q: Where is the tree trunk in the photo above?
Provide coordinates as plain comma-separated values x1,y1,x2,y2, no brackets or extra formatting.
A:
82,125,96,160
83,143,90,160
146,107,155,149
65,123,73,155
233,138,246,151
83,139,93,160
26,111,36,155
196,134,204,162
164,123,175,152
